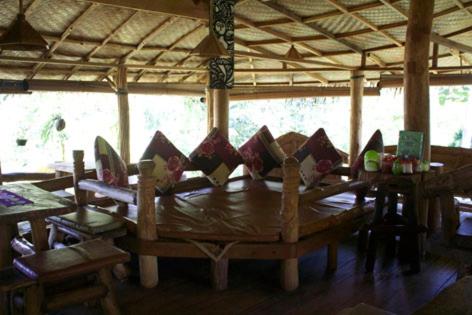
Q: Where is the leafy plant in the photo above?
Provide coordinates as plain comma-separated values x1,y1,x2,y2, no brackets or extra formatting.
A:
439,86,470,106
449,129,463,147
41,114,68,160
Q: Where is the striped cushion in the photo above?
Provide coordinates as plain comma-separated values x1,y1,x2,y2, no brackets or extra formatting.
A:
94,136,128,187
141,131,189,193
190,128,242,186
239,125,286,179
294,128,342,188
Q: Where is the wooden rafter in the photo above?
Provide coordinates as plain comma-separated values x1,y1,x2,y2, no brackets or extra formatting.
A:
257,0,388,68
64,11,140,80
28,3,98,79
98,16,177,81
431,33,472,55
134,23,205,82
324,0,403,47
453,0,472,17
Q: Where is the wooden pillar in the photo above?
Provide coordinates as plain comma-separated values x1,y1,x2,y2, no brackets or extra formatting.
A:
117,64,130,164
137,160,158,288
404,0,435,161
280,157,300,291
0,160,3,185
349,70,364,165
213,89,229,138
206,88,214,134
72,150,88,206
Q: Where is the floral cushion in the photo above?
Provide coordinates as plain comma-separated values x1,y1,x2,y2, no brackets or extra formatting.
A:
94,136,128,187
238,126,286,179
141,131,190,193
293,128,342,188
351,129,384,178
189,128,242,186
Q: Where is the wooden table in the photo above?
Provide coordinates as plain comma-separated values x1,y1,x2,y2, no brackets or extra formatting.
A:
48,161,95,178
0,183,76,268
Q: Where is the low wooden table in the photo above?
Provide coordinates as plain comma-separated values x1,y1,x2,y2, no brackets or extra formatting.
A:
48,161,95,178
0,183,76,268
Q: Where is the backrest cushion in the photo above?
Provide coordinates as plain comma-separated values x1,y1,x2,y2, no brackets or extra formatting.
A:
293,128,342,187
239,125,286,179
141,131,190,193
189,128,242,186
94,136,128,187
351,129,384,178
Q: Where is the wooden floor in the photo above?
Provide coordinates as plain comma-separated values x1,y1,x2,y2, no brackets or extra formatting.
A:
60,236,459,315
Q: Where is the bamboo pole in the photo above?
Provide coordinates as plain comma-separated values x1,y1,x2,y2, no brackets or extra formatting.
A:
280,157,300,291
116,65,130,164
206,87,214,133
137,160,158,288
349,70,364,165
403,0,435,161
213,89,229,138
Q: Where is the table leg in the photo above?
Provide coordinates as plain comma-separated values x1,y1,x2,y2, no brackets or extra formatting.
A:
30,219,49,252
0,223,16,268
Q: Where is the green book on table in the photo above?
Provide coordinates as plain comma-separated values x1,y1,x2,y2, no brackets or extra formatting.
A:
397,130,424,160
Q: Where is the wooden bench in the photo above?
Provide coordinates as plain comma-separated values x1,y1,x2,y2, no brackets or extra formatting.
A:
0,267,35,315
13,239,130,315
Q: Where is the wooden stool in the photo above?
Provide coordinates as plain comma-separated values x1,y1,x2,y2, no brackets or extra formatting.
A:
366,177,427,273
0,267,35,315
13,239,129,315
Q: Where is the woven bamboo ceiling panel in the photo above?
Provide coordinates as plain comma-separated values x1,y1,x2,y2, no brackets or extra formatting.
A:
0,0,471,87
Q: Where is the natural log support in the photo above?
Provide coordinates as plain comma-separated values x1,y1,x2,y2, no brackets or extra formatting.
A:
213,89,229,138
349,70,364,165
403,0,435,160
206,88,214,133
117,65,130,164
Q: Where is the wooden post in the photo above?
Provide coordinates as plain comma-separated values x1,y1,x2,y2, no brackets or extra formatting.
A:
72,150,88,206
213,89,229,138
280,157,300,291
211,258,229,291
206,88,214,134
0,160,3,185
117,64,130,164
349,70,364,165
137,160,158,288
403,0,435,161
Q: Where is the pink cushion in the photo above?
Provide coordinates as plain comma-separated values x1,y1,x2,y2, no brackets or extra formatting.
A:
351,129,384,178
190,128,242,186
141,131,190,193
94,136,128,187
293,128,342,187
238,126,286,179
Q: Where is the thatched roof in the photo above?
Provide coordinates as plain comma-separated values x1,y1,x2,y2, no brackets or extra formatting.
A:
0,0,471,88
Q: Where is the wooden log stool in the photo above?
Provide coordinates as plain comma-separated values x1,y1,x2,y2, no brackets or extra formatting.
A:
366,177,427,273
13,239,130,315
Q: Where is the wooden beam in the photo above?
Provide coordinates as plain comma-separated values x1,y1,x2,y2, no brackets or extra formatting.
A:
213,89,230,138
83,0,209,20
453,0,472,17
430,32,472,55
349,70,364,166
378,74,472,88
324,0,403,47
403,0,435,160
116,65,130,164
28,4,98,79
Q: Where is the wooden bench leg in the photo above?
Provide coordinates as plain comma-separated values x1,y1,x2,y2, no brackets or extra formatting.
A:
139,256,158,288
0,292,8,315
0,223,16,268
98,268,121,315
327,242,338,273
365,231,377,272
211,258,228,290
281,258,299,291
25,284,43,315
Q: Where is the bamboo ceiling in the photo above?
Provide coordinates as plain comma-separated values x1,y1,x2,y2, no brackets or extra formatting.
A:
0,0,471,87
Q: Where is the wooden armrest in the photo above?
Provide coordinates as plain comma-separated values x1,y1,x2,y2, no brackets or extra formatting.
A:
299,180,368,203
1,172,55,183
78,179,137,205
34,171,96,192
331,166,352,177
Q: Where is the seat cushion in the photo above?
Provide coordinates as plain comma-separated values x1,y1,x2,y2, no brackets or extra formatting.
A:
239,125,286,179
47,208,125,235
94,136,128,187
141,131,189,193
14,239,130,282
189,128,242,186
351,129,384,178
294,128,342,188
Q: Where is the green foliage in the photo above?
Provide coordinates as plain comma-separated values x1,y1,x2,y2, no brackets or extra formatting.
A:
438,86,470,106
449,129,463,147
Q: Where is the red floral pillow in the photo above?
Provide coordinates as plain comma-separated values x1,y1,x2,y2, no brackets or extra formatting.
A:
293,128,342,188
189,128,242,186
351,129,384,178
141,131,190,193
238,126,286,179
94,136,128,187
